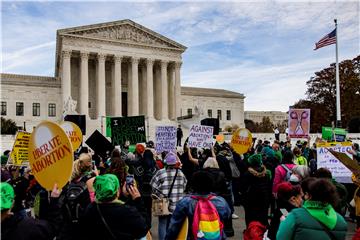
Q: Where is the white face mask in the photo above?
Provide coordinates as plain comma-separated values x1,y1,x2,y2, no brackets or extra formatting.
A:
289,174,300,183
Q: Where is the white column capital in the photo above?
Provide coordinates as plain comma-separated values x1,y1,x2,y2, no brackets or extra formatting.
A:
97,53,106,62
62,50,72,59
131,57,140,64
80,51,90,60
161,60,168,67
146,58,154,66
175,61,182,69
114,55,123,63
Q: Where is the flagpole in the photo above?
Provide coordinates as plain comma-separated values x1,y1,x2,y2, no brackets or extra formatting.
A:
335,19,341,128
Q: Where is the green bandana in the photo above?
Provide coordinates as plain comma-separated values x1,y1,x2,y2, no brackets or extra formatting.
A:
0,182,14,210
94,174,120,202
303,200,337,230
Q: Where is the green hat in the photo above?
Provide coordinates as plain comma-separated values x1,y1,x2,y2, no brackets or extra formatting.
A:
1,182,14,210
94,174,120,202
248,154,263,167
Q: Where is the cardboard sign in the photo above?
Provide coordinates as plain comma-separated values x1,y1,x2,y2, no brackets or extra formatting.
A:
316,142,353,183
288,108,310,138
28,121,74,190
188,124,214,149
60,121,83,152
155,126,177,153
85,130,114,160
231,128,252,154
9,131,31,166
322,127,347,142
110,116,146,146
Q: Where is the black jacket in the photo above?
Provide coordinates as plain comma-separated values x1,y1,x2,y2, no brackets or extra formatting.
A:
1,198,61,240
80,197,149,240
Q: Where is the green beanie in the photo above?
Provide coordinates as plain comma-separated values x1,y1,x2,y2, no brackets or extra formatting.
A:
1,182,14,210
248,154,263,167
94,174,120,202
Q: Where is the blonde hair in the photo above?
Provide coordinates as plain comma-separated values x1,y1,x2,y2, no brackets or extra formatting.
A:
71,153,92,181
203,157,219,169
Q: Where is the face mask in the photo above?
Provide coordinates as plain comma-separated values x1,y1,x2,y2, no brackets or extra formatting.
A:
289,174,300,183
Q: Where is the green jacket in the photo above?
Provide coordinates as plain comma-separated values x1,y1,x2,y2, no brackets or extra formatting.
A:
294,155,307,166
277,201,347,240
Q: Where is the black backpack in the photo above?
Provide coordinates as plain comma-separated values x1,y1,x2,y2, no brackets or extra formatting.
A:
62,178,90,224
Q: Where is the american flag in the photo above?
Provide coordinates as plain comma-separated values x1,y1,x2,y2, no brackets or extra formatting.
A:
314,29,336,50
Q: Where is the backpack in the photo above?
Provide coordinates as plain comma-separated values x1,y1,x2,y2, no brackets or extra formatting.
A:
281,164,292,182
243,221,267,240
62,178,90,224
191,195,223,240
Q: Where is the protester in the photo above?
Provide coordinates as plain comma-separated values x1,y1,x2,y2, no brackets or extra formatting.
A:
176,125,183,147
293,147,308,166
273,151,296,195
277,178,347,240
1,150,10,165
150,152,187,240
274,127,280,141
240,154,271,227
165,170,231,240
348,143,360,163
268,182,303,239
315,168,348,215
290,165,311,184
1,182,62,240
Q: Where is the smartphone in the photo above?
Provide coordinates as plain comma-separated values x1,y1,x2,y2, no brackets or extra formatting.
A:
126,175,135,191
280,208,289,217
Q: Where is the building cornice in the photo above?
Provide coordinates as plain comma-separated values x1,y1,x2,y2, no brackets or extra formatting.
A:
0,73,60,88
181,86,245,99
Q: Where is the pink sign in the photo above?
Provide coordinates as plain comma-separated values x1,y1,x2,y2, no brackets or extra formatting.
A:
288,109,310,138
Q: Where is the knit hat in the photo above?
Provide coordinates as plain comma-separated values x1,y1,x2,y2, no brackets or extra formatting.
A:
165,152,177,165
261,146,275,159
0,182,14,210
248,154,263,167
94,174,120,202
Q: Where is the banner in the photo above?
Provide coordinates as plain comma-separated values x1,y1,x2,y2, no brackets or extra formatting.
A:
106,117,112,137
155,126,177,153
85,130,114,160
316,142,353,183
110,116,146,146
9,131,31,166
231,128,252,154
288,108,310,138
28,121,74,190
60,121,83,152
188,124,214,149
322,126,347,142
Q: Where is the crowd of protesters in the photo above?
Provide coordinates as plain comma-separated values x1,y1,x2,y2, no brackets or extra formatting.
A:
1,133,360,240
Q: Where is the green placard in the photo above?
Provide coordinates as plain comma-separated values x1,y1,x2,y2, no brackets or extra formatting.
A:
106,117,112,137
322,126,347,141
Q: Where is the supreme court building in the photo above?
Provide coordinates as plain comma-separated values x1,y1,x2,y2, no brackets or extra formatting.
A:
1,19,245,139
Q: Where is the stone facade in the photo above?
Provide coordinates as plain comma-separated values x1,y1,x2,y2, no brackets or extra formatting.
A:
244,111,288,125
1,19,245,140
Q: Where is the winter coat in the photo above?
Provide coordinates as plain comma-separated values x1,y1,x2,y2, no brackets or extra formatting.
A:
1,197,62,240
268,199,296,240
204,168,228,196
277,200,347,240
294,155,308,166
80,198,149,240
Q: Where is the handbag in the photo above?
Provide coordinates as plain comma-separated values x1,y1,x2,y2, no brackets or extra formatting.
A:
152,169,178,216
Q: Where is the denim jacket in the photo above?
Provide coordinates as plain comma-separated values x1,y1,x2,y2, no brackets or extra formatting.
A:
165,193,231,240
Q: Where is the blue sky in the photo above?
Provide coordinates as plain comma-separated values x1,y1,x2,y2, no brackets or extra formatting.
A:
1,1,359,111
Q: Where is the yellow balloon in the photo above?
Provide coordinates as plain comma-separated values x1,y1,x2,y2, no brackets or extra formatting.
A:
28,121,74,190
231,128,253,154
60,121,83,152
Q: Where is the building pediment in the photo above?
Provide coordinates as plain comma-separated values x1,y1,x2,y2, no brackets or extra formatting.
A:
57,19,186,51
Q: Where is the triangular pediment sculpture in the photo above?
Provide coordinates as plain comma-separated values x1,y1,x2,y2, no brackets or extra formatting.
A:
58,19,186,50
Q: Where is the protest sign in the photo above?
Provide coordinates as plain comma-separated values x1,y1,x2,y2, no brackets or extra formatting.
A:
85,130,114,160
9,131,31,166
188,124,214,149
60,121,83,152
64,114,86,135
328,149,360,176
155,126,177,153
322,126,347,142
28,121,73,190
288,108,310,138
231,128,252,154
110,116,146,146
316,142,353,183
106,117,112,137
